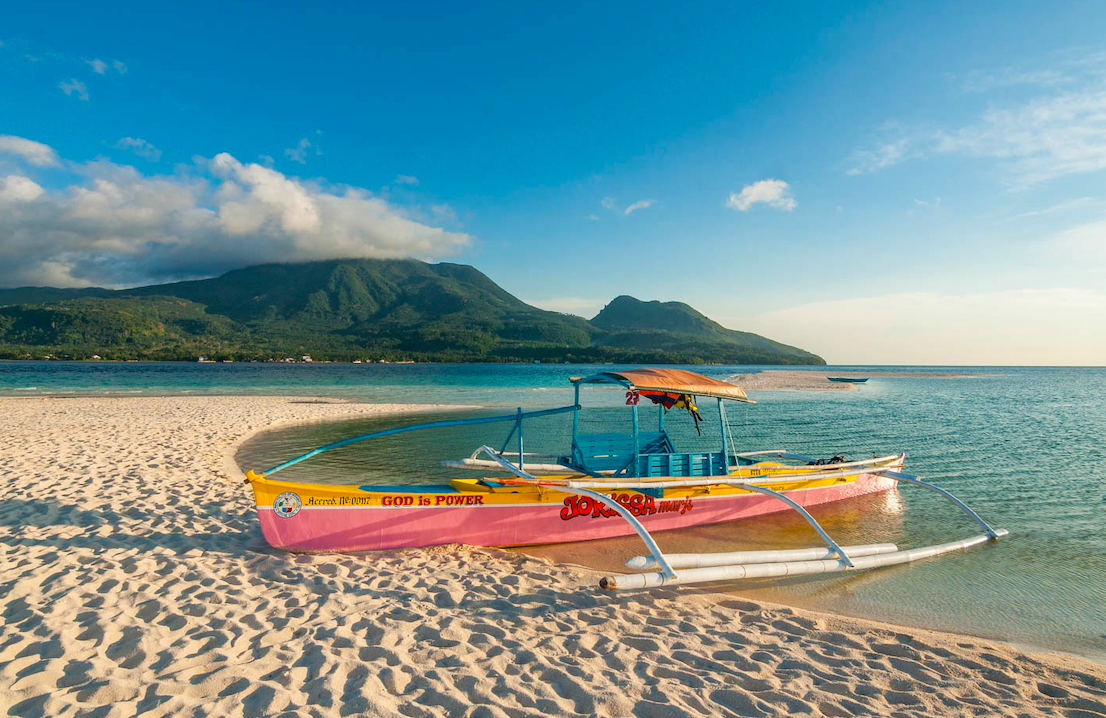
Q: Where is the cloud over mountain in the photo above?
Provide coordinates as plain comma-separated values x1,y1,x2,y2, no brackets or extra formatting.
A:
0,137,471,287
0,135,61,167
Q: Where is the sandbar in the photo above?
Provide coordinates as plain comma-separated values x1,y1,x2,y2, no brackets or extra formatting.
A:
731,369,1001,392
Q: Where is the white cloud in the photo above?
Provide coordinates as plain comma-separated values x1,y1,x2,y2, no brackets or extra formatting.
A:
733,289,1106,365
429,204,457,223
0,175,44,202
726,179,796,212
601,196,616,210
0,136,472,287
394,175,419,186
846,139,911,175
59,78,88,101
210,152,320,233
115,137,161,162
956,51,1106,93
933,88,1106,185
0,135,61,167
284,137,320,164
995,197,1100,223
524,296,605,317
959,68,1073,94
848,54,1106,185
624,199,654,215
587,214,599,221
82,57,125,75
913,197,941,208
1048,218,1106,263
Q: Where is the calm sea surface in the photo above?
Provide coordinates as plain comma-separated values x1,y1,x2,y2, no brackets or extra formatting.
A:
5,361,1104,660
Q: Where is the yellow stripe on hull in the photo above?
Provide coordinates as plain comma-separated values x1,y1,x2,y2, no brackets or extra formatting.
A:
248,461,871,509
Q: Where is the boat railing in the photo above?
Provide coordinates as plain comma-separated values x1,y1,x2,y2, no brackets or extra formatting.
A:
736,449,818,463
253,404,580,477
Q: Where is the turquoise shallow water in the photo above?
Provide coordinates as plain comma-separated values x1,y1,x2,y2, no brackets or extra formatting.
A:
5,362,1105,660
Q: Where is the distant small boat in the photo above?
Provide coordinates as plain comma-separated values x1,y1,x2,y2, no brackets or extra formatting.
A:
827,377,868,383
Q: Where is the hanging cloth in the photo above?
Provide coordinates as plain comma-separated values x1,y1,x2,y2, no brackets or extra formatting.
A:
639,390,677,410
640,391,704,435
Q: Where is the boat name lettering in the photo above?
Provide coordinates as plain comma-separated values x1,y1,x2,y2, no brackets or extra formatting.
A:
378,494,485,507
305,496,375,507
559,494,693,521
434,495,485,506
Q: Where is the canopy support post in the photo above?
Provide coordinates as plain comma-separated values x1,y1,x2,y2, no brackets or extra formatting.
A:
631,402,639,478
516,408,524,472
572,384,580,439
718,398,729,470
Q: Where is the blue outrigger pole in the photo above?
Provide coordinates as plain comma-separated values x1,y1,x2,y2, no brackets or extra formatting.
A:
258,404,580,476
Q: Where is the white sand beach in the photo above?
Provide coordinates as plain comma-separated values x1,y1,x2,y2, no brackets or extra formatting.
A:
2,395,1104,718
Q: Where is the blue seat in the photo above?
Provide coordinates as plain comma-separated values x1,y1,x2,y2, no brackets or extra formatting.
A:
574,431,673,474
637,451,727,478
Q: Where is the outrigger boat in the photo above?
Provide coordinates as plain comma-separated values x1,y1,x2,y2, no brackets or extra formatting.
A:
828,376,869,383
246,368,1007,590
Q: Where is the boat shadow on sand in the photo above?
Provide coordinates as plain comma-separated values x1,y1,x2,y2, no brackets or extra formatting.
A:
0,498,274,556
0,493,998,623
0,497,935,610
0,497,695,618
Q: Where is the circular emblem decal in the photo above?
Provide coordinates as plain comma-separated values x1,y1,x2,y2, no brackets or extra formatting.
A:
273,492,302,519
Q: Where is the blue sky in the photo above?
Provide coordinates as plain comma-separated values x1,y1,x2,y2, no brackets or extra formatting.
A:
1,1,1105,363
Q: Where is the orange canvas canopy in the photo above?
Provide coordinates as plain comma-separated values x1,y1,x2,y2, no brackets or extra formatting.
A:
576,368,754,403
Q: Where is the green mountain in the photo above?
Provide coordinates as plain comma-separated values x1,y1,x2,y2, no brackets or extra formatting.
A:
0,286,115,304
0,297,245,354
0,259,824,364
592,296,822,365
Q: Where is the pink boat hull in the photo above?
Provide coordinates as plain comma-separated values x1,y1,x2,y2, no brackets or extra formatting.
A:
255,472,899,553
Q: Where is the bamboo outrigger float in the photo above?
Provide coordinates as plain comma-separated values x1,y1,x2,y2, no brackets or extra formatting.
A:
246,368,1007,590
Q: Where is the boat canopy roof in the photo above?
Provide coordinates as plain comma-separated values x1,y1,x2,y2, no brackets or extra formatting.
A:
571,368,754,403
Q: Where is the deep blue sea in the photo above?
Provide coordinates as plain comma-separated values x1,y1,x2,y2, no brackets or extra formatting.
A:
4,361,1104,660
